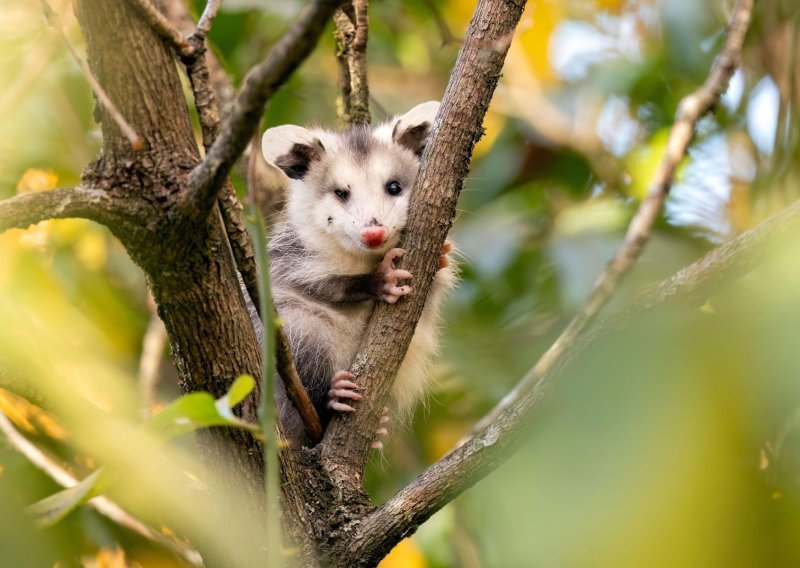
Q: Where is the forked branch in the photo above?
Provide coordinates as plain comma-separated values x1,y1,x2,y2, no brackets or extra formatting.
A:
186,0,346,223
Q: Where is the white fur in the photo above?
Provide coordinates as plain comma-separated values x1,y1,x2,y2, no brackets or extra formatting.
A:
263,102,455,437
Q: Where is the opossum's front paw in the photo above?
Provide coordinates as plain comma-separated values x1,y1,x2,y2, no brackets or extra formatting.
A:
327,370,362,412
378,248,413,304
439,241,454,270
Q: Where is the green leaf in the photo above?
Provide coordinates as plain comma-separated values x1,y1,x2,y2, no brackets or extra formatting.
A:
145,378,259,441
27,379,259,528
27,469,104,528
218,375,256,413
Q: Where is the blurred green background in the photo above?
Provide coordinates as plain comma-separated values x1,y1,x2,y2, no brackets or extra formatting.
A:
1,0,799,566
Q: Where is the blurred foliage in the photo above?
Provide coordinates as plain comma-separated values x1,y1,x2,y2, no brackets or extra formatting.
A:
1,0,799,566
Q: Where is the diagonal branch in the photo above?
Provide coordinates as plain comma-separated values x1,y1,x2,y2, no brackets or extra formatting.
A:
42,0,142,150
0,187,134,234
320,0,528,491
122,0,194,58
353,189,799,560
185,0,346,223
468,0,754,436
348,0,755,555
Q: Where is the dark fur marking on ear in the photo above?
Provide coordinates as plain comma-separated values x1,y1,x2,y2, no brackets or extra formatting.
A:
393,122,431,157
275,141,324,180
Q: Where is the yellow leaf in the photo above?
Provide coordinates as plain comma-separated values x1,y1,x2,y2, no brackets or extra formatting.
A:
511,0,564,85
595,0,626,13
0,389,36,434
75,231,108,272
89,548,128,568
378,538,427,568
16,168,58,194
0,388,67,439
624,128,671,201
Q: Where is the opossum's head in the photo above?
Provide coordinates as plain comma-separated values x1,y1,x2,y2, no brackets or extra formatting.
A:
262,101,439,257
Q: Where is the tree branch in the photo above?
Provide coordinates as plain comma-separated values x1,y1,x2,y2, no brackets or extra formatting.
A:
0,187,133,233
41,0,143,150
353,191,800,560
469,0,753,436
334,0,370,125
345,0,755,555
192,0,222,41
320,0,528,490
185,0,346,223
122,0,194,59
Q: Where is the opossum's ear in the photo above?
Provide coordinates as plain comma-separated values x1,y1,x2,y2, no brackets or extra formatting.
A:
262,125,325,180
392,101,440,157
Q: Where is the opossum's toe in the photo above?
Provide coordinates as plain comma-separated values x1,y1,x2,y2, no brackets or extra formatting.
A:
381,278,413,303
388,269,413,282
370,440,384,450
328,371,361,413
329,401,356,412
329,387,362,400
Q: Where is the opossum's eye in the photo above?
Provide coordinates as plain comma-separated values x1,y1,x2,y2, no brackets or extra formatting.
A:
386,181,403,196
334,188,350,202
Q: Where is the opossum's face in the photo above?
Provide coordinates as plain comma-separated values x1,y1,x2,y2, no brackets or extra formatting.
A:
262,102,439,257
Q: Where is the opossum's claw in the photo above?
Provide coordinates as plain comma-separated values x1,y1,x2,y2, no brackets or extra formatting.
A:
381,284,412,304
439,240,454,269
328,371,361,413
379,248,414,303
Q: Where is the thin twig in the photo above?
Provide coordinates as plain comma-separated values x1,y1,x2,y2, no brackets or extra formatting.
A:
467,0,754,437
42,1,143,150
334,9,354,125
334,1,370,125
160,0,236,116
192,0,222,40
275,326,323,442
0,409,202,566
122,0,194,59
186,0,346,223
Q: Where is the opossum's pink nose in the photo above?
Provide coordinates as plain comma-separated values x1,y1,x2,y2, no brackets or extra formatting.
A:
361,225,388,248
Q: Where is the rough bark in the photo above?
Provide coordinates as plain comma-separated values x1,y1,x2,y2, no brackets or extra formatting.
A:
73,0,266,526
2,0,771,566
320,0,528,499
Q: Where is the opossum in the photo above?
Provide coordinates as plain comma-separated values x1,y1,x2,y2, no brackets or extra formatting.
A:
260,101,457,445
